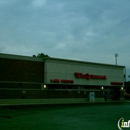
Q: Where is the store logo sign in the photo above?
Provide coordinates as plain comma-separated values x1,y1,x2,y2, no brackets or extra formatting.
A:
74,72,107,80
118,118,130,130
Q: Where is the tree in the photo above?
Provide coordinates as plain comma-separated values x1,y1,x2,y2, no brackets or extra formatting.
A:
32,53,50,58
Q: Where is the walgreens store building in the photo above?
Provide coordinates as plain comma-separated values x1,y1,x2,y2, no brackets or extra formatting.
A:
0,53,125,104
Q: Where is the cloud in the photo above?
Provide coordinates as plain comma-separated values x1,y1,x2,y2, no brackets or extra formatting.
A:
0,0,130,79
0,0,17,6
0,47,5,52
55,43,66,49
31,0,47,8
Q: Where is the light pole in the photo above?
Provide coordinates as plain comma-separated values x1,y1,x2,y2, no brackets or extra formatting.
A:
115,53,119,65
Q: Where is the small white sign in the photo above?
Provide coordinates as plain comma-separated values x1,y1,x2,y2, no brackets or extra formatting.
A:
89,92,95,102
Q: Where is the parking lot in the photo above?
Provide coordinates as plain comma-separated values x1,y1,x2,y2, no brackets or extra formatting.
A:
0,102,129,130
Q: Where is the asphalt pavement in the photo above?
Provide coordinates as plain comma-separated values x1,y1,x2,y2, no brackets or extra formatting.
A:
0,102,129,130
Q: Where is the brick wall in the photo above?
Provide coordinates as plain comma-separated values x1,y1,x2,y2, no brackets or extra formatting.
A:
0,89,104,99
0,58,44,82
0,82,41,89
0,90,84,99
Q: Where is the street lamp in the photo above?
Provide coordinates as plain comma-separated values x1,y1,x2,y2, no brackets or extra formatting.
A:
115,53,119,65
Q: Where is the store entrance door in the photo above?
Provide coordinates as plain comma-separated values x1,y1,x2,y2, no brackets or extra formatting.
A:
112,88,120,101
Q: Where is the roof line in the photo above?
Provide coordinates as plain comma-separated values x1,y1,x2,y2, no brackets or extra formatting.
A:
0,53,125,67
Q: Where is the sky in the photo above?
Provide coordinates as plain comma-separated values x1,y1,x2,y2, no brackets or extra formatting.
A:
0,0,130,80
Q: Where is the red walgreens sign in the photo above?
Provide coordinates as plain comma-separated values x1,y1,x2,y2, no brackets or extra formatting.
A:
74,72,107,80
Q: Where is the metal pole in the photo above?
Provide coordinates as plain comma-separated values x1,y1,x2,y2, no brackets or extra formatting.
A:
115,53,118,65
116,56,117,65
125,67,126,82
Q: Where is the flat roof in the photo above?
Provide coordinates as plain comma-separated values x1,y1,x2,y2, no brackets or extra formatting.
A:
0,53,125,68
44,57,125,68
0,53,43,62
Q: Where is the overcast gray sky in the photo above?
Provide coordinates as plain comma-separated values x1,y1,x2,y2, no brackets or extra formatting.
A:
0,0,130,80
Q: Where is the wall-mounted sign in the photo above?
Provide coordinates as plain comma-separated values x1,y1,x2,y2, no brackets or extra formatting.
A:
50,79,74,83
74,72,107,80
111,82,123,85
50,79,60,83
61,79,74,83
89,92,95,102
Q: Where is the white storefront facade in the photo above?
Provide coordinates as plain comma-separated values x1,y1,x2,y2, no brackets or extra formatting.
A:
44,57,125,102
